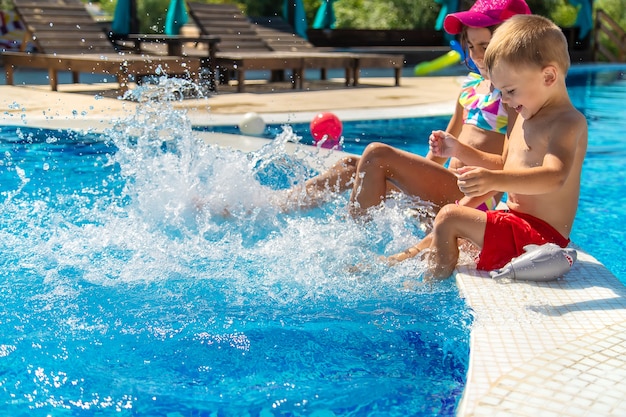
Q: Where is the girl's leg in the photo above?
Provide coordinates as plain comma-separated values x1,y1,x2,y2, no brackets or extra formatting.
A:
304,155,359,194
282,156,359,210
349,142,463,216
428,204,487,279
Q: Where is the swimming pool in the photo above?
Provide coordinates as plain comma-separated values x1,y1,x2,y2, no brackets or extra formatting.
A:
0,94,472,415
2,64,624,416
203,64,626,286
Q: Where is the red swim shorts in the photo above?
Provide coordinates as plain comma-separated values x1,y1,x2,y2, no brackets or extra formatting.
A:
476,209,570,271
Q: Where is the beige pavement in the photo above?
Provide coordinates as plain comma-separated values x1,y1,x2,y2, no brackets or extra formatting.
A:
0,75,461,130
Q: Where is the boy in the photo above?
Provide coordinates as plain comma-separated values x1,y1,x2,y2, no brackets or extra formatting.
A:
391,14,588,280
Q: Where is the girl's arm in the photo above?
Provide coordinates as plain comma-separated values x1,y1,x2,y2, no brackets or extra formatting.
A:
427,95,465,165
430,130,506,170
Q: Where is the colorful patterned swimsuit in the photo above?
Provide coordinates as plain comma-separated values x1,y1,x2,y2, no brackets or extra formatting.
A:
458,72,508,211
458,72,508,134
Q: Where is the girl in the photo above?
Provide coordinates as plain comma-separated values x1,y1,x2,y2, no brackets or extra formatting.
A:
286,0,531,219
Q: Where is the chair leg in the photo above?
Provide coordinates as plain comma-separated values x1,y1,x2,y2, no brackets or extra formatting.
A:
48,68,58,91
117,71,130,94
237,70,245,93
394,67,401,86
353,67,360,86
72,71,79,84
217,68,229,86
209,68,219,92
290,68,299,89
320,68,327,80
5,65,14,86
293,68,303,89
201,58,216,91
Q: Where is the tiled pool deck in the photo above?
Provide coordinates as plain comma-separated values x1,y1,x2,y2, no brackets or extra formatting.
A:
2,75,626,416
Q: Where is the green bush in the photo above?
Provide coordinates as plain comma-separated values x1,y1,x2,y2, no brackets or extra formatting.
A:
595,0,626,29
97,0,170,33
333,0,440,29
92,0,626,39
593,0,626,60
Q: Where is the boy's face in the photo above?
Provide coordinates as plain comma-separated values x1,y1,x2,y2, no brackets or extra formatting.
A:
490,61,549,120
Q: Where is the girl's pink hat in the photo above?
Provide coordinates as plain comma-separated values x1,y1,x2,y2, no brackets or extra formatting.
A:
443,0,531,34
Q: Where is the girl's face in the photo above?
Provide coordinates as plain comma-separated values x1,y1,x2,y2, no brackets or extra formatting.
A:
465,27,493,77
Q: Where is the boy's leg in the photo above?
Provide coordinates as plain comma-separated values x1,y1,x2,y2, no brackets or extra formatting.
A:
349,143,462,217
428,204,487,279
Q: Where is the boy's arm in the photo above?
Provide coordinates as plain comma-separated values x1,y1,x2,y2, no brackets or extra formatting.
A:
457,113,586,196
456,193,501,209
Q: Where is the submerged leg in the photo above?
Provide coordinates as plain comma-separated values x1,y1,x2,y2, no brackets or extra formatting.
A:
427,204,487,280
281,155,359,211
386,234,433,264
304,155,359,194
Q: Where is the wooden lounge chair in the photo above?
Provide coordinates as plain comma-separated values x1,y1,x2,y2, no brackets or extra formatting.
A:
187,2,403,91
2,0,205,93
186,2,308,92
251,16,404,87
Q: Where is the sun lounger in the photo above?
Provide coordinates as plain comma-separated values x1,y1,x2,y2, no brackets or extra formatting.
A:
250,16,404,87
2,0,206,93
186,2,309,92
187,2,402,92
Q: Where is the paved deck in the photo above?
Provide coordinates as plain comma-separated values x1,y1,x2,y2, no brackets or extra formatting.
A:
0,74,462,127
2,74,626,416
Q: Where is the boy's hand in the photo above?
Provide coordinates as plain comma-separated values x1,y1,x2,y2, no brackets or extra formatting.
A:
455,165,494,197
429,130,457,158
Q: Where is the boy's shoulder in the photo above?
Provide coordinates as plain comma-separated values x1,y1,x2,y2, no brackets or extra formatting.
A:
537,97,586,129
554,104,587,130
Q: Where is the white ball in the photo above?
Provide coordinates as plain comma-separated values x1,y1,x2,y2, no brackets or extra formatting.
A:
238,112,266,136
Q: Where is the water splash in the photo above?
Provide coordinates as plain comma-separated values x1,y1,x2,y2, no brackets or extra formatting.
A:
0,78,471,416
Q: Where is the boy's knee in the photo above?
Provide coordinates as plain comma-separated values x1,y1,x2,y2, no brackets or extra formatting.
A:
434,203,462,225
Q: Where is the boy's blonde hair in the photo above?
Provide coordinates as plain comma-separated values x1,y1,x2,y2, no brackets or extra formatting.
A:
485,14,570,74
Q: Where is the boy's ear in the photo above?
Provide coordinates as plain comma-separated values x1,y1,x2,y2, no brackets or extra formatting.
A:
543,65,558,86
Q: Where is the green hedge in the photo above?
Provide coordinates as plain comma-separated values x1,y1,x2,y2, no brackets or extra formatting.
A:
74,0,626,38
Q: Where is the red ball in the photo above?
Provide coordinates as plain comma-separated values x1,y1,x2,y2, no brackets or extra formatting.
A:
310,112,343,148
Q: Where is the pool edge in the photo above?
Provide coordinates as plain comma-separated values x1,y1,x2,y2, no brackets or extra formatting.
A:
454,248,626,416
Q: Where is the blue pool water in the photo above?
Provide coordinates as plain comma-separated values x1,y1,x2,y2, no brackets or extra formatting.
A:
0,90,471,415
204,64,626,285
3,64,625,416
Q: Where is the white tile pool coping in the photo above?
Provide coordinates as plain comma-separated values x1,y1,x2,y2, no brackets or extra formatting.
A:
455,251,626,416
3,81,626,416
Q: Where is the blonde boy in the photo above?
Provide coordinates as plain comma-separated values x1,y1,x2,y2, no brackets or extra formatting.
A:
394,14,588,279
